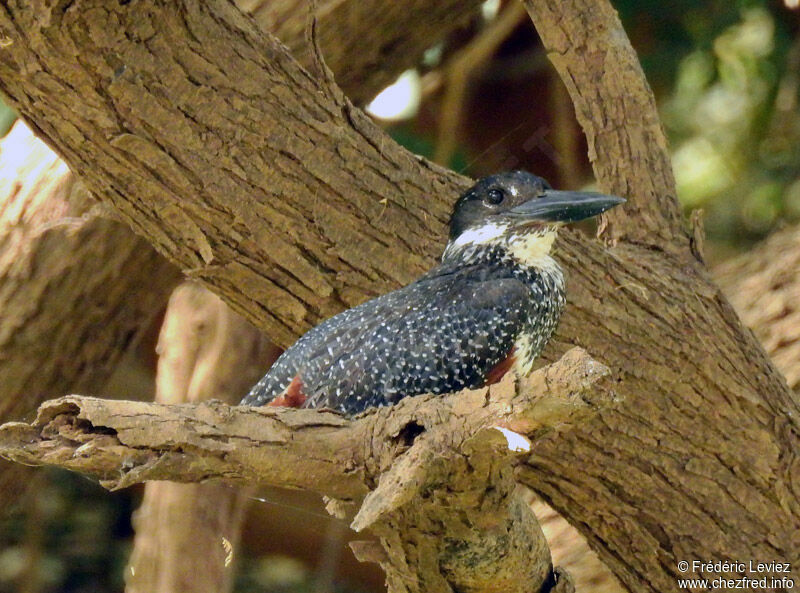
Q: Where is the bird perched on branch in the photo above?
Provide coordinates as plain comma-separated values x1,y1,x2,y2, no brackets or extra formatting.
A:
242,171,624,416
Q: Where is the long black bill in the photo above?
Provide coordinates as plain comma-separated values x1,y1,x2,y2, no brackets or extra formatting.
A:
508,190,625,223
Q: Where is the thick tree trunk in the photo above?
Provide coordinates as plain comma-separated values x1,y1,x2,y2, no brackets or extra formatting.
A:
0,0,474,509
519,3,798,590
126,284,275,593
0,0,460,347
0,2,797,592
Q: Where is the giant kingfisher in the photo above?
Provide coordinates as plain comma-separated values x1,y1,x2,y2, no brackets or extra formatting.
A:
242,171,624,416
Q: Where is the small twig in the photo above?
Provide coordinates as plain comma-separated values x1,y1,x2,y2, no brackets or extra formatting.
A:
306,0,347,108
690,209,706,264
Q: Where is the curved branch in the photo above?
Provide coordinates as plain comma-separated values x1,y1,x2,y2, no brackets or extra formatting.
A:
523,0,686,250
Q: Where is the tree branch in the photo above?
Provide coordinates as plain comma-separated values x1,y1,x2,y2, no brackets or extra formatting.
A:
0,348,608,497
126,284,274,593
246,0,484,105
522,0,686,250
715,224,800,390
0,0,464,347
0,348,608,593
433,2,528,165
0,0,478,509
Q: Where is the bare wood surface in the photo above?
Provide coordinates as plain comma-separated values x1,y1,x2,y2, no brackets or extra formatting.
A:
0,122,179,505
126,285,275,593
243,0,483,105
0,348,609,593
523,0,686,250
0,348,608,497
533,499,623,593
0,2,798,591
528,238,799,590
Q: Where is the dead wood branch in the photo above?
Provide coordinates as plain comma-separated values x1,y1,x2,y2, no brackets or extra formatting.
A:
0,348,608,498
0,348,610,593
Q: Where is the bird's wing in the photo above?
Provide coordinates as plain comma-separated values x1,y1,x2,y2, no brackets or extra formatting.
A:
242,268,531,414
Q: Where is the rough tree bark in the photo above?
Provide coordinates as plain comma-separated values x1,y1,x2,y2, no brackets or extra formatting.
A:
0,0,480,509
715,226,800,390
0,0,461,346
0,121,179,504
0,348,609,593
523,0,684,249
0,0,478,468
126,284,275,593
0,2,797,592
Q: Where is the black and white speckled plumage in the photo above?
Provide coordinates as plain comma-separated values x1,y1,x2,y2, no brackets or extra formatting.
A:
242,171,623,416
242,244,564,414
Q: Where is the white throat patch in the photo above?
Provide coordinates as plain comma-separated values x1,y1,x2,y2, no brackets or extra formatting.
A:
448,222,509,250
444,223,559,270
443,221,509,260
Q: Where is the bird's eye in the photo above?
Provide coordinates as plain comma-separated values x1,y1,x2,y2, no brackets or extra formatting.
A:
485,188,505,205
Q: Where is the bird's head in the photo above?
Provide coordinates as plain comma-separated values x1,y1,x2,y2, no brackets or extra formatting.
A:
443,171,625,265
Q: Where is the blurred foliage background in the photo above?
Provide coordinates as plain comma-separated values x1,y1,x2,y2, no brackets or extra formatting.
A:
0,0,797,591
376,0,799,261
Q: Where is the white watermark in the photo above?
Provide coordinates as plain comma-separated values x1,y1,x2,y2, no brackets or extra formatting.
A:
676,560,795,590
